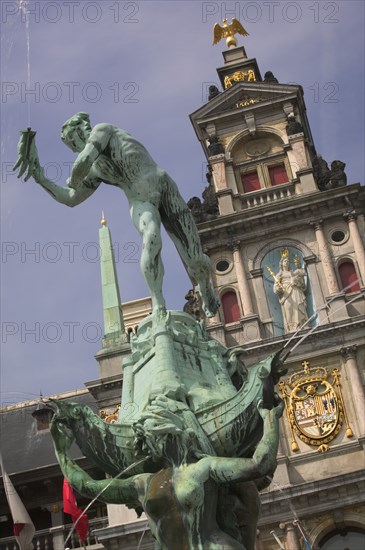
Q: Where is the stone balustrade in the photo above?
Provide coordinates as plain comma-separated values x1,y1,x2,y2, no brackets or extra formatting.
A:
239,182,296,210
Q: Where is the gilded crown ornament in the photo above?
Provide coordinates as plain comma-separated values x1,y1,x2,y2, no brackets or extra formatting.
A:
213,18,249,48
281,248,290,259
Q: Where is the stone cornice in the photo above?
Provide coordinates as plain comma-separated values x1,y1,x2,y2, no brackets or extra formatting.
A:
197,184,365,245
231,316,365,365
259,470,365,526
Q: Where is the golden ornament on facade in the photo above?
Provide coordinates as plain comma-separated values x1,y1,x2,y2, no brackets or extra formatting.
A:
224,69,256,89
279,361,353,452
100,405,121,423
213,18,249,49
236,97,259,108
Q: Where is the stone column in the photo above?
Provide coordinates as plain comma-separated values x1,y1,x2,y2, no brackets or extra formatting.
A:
279,522,301,550
210,154,227,191
341,346,365,436
312,221,348,322
210,154,235,215
305,255,328,326
275,439,291,487
225,160,239,193
312,220,340,294
344,212,365,286
232,241,254,315
251,268,273,338
255,529,264,550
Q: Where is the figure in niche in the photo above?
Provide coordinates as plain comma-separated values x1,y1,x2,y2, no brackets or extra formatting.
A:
270,249,309,333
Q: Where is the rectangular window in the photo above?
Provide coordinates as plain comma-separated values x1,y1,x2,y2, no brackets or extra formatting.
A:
241,171,260,193
269,164,289,186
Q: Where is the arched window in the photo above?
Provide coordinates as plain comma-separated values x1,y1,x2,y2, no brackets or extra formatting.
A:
339,261,361,293
222,291,241,323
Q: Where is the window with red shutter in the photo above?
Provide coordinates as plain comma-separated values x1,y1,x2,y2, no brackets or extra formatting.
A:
339,261,360,293
241,171,260,193
222,291,241,323
269,164,289,186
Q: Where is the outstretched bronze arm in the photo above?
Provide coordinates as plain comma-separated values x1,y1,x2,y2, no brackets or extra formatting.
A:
50,418,143,507
208,399,284,484
12,130,100,207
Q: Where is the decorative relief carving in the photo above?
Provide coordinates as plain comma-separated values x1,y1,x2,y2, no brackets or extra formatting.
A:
244,139,270,157
236,97,260,108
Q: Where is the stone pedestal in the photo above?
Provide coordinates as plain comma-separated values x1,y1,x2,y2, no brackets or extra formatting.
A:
119,311,237,422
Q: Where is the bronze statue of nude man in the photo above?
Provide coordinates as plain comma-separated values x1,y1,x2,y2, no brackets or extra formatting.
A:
13,113,220,317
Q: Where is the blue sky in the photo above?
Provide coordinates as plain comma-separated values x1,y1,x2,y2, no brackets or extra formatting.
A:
1,0,364,404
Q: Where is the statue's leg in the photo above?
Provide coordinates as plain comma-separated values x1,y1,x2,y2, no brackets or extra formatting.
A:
130,200,166,312
160,177,219,317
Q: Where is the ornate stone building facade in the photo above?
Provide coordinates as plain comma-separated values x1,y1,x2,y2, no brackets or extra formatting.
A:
186,44,365,550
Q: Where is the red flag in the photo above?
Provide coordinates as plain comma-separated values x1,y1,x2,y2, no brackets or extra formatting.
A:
1,459,35,550
63,478,89,542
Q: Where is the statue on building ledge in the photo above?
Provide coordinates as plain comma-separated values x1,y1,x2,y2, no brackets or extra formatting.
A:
264,71,279,83
312,155,347,191
269,249,309,333
207,135,225,156
286,114,303,136
327,160,347,188
187,182,219,224
208,85,221,101
183,288,203,320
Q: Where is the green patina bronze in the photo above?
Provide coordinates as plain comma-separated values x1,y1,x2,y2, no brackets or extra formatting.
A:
13,114,219,318
14,119,288,549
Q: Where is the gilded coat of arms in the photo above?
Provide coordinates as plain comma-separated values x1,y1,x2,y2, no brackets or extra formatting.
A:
279,362,353,452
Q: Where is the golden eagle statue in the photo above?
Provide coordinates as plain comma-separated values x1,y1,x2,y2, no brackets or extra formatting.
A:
213,18,249,49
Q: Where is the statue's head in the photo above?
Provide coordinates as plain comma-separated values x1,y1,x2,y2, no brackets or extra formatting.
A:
133,398,202,466
61,112,91,152
331,160,346,172
279,249,291,271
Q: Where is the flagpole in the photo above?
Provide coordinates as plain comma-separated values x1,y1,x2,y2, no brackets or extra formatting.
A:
0,452,36,550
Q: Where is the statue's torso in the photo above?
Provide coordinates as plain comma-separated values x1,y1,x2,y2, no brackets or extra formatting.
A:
88,126,165,205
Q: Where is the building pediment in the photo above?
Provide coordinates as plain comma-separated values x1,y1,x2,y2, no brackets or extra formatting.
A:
191,82,303,124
